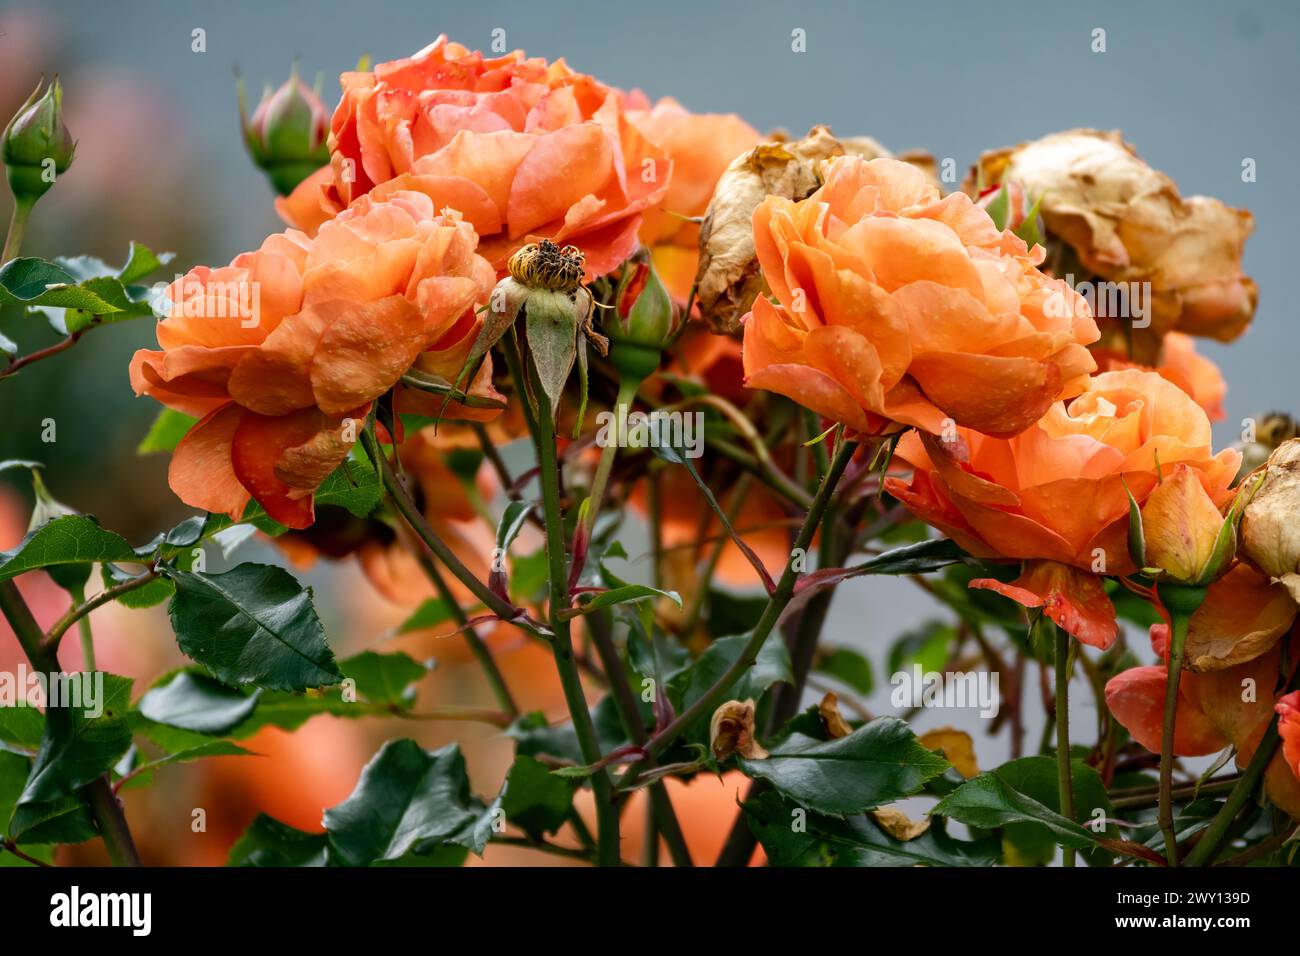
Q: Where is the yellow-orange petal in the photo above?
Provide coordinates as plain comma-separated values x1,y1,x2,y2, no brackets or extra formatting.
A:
1184,563,1298,671
971,559,1118,649
908,351,1061,438
168,403,251,520
1140,463,1225,582
1104,666,1228,756
309,294,433,415
231,407,356,530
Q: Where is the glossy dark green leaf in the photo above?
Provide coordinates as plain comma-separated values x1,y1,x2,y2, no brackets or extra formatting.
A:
137,671,261,735
0,257,121,312
991,756,1117,865
19,674,133,805
668,633,792,744
323,740,484,866
931,763,1096,850
814,646,874,695
707,589,768,638
744,790,997,867
738,717,950,817
137,408,197,455
498,754,575,840
0,706,44,750
340,651,428,706
228,814,330,867
101,561,174,609
166,563,342,692
0,515,140,582
394,598,456,636
507,699,630,768
568,583,681,617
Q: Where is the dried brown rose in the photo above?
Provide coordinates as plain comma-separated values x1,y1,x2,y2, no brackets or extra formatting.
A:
966,129,1256,361
693,126,935,334
1241,438,1300,605
709,699,768,760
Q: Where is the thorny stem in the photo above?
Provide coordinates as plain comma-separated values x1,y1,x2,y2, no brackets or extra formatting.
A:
1054,624,1076,868
1184,645,1300,867
1159,610,1192,865
0,579,140,866
42,570,159,656
511,339,621,868
613,435,858,792
413,550,518,718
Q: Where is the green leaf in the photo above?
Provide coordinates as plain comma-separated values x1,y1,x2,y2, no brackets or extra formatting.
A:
568,583,681,618
116,241,174,285
122,739,253,791
0,706,44,750
989,756,1117,865
668,633,792,745
738,718,950,817
394,598,456,636
814,646,874,695
507,699,630,767
497,754,575,840
744,790,997,867
706,589,768,638
166,563,342,692
19,674,133,805
984,183,1011,230
137,408,197,455
7,792,97,846
931,763,1096,851
887,620,957,677
228,814,330,867
137,671,261,735
0,515,140,582
0,257,121,313
340,651,428,706
323,740,484,866
101,561,174,609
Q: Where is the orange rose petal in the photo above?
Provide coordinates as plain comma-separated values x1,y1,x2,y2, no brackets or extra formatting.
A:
908,351,1062,438
971,560,1118,649
227,307,327,415
1104,666,1229,756
745,364,872,435
309,294,441,415
1184,563,1299,671
231,408,354,529
168,403,251,521
130,349,233,418
507,124,614,238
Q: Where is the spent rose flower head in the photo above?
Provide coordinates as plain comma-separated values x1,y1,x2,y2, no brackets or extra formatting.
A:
624,97,760,303
741,155,1100,439
131,190,498,528
968,129,1257,356
884,368,1241,647
277,35,670,280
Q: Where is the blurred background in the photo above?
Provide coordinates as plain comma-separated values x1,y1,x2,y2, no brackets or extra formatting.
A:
0,0,1296,865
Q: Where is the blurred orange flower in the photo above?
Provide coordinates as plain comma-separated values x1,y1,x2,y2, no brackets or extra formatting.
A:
884,369,1240,647
131,192,497,528
278,36,669,279
1280,691,1300,782
626,98,760,303
742,156,1099,438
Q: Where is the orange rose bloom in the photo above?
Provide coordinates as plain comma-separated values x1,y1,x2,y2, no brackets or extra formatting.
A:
278,36,669,279
1092,331,1227,422
1106,626,1300,818
742,155,1100,439
131,191,496,528
626,98,760,303
884,369,1241,647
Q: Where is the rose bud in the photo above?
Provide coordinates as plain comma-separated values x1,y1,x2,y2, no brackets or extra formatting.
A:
3,76,75,205
1241,438,1300,604
605,253,678,384
239,68,330,196
1130,464,1243,590
966,129,1256,360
